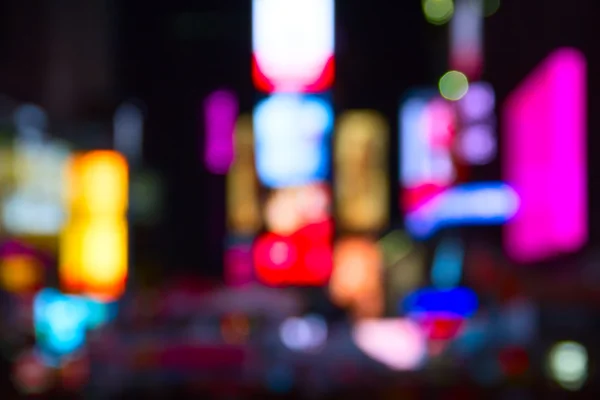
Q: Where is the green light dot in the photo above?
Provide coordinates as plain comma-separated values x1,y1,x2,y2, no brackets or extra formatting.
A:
423,0,454,25
439,71,469,101
483,0,501,17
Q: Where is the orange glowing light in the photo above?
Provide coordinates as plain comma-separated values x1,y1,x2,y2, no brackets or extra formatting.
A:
264,183,331,235
330,237,383,318
0,255,43,293
335,111,389,233
65,151,128,217
60,150,128,302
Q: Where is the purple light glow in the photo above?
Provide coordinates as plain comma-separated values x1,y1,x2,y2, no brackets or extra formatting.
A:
503,48,587,263
203,90,238,174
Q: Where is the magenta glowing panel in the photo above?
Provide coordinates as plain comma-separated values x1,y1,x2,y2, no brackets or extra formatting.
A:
203,90,238,174
503,48,587,263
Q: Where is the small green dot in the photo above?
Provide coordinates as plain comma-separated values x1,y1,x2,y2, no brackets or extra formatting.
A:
439,71,469,101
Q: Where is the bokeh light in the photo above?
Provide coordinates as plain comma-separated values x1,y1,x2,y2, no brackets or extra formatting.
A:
548,341,588,390
483,0,500,17
422,0,455,25
439,70,469,101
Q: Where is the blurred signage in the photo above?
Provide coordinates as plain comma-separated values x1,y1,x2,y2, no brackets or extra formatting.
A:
253,93,334,188
113,102,144,165
3,139,70,236
399,87,518,239
60,151,128,301
503,48,587,263
252,0,334,92
352,318,426,371
227,115,261,236
335,111,389,233
253,218,333,287
330,237,383,319
204,90,237,174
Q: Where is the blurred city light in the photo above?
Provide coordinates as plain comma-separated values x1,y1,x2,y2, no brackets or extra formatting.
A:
422,0,455,25
252,0,334,92
253,94,333,188
503,48,587,263
404,181,519,239
226,115,261,236
402,287,478,318
431,236,464,289
353,319,426,371
60,151,128,301
330,237,383,319
483,0,501,16
253,219,333,286
0,254,43,294
439,71,469,101
279,314,328,352
3,139,70,235
113,102,144,165
450,0,483,79
548,341,588,390
12,349,53,395
335,111,389,233
203,90,237,174
33,289,91,363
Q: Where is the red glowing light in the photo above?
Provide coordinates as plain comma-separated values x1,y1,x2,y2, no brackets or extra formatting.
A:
417,313,465,341
252,55,335,93
253,220,333,286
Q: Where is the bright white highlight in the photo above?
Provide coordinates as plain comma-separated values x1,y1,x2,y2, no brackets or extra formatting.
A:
252,0,334,91
352,319,426,371
548,341,588,390
253,94,333,188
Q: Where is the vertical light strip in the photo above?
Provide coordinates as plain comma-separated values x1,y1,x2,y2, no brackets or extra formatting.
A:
335,111,389,232
204,90,238,174
503,48,587,263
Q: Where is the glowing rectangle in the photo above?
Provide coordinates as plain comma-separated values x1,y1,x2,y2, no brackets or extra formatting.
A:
449,0,483,79
65,151,129,217
335,111,389,232
399,93,457,212
204,90,238,174
405,182,519,239
401,287,478,318
60,218,128,302
226,115,262,235
253,219,333,287
503,48,587,263
252,0,334,92
253,94,334,188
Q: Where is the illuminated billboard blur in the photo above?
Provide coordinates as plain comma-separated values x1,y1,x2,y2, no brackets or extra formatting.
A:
399,87,518,239
335,111,389,233
253,93,334,188
503,48,587,263
60,151,128,302
252,0,335,93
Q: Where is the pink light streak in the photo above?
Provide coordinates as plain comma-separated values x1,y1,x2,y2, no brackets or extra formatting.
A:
203,90,238,174
503,48,587,263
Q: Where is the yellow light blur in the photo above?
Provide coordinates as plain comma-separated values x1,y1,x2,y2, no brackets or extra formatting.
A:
226,115,262,235
330,237,383,319
0,255,42,293
60,218,127,301
65,151,128,216
335,111,389,233
60,150,129,302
